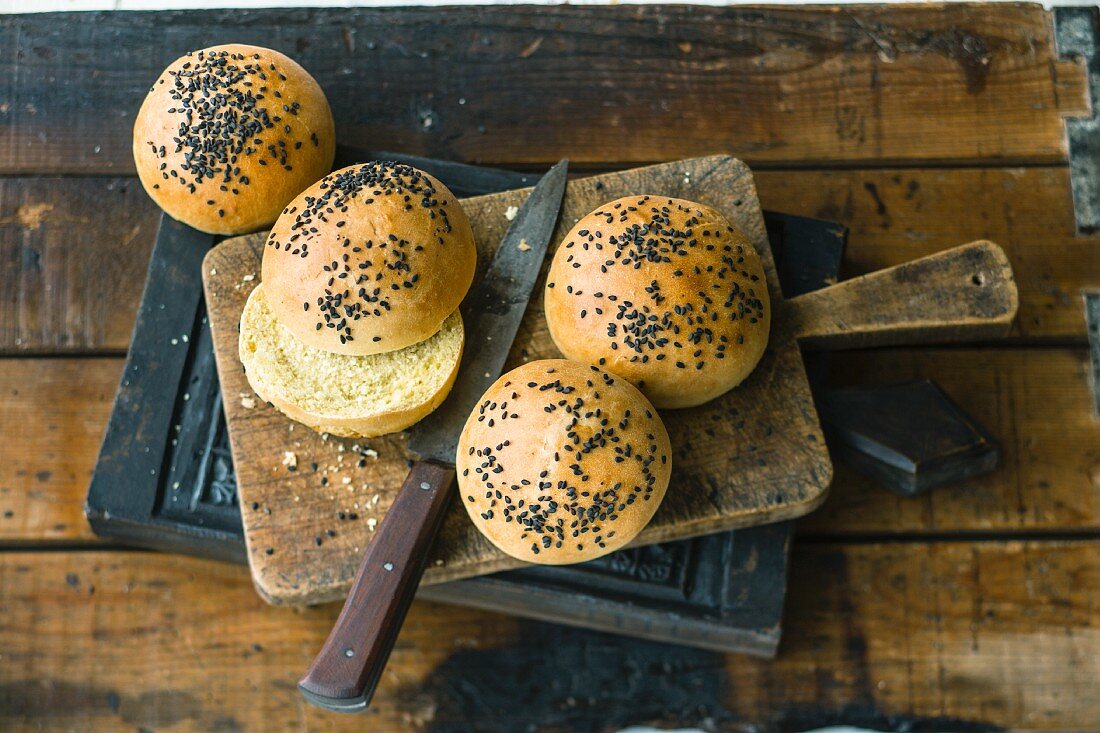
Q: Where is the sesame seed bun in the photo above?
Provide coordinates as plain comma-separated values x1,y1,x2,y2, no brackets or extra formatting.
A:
544,196,771,409
133,44,335,235
239,284,463,438
457,359,672,565
260,162,477,356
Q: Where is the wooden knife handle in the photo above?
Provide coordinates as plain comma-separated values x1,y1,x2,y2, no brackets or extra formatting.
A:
784,240,1018,350
298,459,455,712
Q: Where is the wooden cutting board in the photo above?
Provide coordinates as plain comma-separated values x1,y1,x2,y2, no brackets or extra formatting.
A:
203,156,1015,605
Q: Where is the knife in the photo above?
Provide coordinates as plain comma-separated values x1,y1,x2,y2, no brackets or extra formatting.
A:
299,160,569,712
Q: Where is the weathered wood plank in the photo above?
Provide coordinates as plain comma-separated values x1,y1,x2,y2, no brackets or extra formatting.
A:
3,166,1094,354
2,345,1095,544
0,358,116,543
0,5,1084,175
0,177,156,354
1,541,1096,730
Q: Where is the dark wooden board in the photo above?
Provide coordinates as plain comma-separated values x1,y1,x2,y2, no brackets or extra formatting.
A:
0,6,1089,176
77,152,829,653
83,216,243,561
205,156,833,604
423,521,793,657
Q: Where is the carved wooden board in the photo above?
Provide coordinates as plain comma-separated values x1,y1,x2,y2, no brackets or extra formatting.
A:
204,156,832,605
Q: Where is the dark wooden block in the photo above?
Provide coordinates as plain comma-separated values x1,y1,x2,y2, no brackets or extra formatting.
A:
85,215,245,562
87,154,840,655
422,521,791,655
818,379,1000,496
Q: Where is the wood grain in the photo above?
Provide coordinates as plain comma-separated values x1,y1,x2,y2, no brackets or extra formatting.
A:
206,157,832,605
0,177,158,354
0,358,116,543
2,166,1095,354
1,542,1096,731
0,5,1086,175
786,240,1018,349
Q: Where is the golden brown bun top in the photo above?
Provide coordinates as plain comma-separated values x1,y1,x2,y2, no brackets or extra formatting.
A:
457,359,672,565
260,162,477,356
133,44,335,235
544,195,770,409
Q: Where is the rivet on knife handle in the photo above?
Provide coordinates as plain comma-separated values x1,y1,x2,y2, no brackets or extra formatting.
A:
298,460,455,712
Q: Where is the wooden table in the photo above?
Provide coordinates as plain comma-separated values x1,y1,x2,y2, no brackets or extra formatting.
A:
2,6,1099,731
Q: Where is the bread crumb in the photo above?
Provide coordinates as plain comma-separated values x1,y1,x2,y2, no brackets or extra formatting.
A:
518,239,531,252
282,451,297,470
434,559,444,566
210,267,217,276
242,273,255,282
240,394,256,409
504,205,519,221
367,518,378,531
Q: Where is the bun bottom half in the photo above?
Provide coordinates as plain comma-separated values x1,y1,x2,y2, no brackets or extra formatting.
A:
239,284,463,438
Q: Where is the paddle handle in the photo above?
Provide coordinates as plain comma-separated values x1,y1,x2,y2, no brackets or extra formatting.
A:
785,240,1018,350
299,460,455,713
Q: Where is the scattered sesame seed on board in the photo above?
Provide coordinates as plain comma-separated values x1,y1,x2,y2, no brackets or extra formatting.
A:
281,451,297,470
504,205,519,221
240,394,256,409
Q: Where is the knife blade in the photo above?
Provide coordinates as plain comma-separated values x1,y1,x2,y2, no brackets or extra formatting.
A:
299,160,568,713
408,159,569,464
